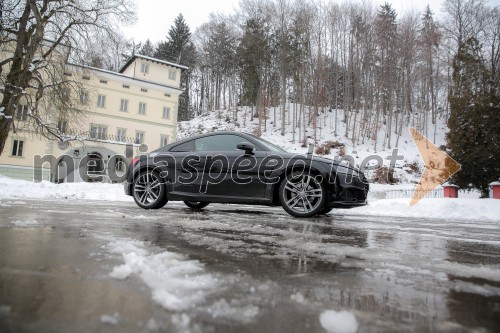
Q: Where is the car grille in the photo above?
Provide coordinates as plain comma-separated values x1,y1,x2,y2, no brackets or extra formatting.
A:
340,188,367,202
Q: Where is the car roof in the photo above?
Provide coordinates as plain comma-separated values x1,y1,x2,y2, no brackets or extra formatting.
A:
157,131,259,152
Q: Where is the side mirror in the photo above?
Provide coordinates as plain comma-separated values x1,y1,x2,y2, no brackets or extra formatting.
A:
237,142,255,155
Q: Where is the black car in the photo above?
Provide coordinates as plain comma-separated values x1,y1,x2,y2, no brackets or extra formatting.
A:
124,131,368,217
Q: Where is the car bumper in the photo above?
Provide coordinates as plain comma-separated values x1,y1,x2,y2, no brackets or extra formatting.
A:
124,181,133,196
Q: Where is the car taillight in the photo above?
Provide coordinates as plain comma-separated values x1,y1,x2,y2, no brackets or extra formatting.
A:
131,157,139,166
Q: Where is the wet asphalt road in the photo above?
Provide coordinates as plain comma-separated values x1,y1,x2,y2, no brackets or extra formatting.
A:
0,199,499,333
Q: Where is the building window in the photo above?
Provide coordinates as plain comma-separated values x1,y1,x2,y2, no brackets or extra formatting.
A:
138,102,146,115
141,88,148,93
100,79,108,84
90,125,107,140
168,70,176,80
80,91,89,105
160,135,169,147
135,131,145,144
162,106,170,119
16,105,28,121
140,63,149,74
119,99,128,112
82,75,90,80
116,128,126,142
97,95,106,108
115,157,125,172
57,120,67,133
122,84,130,89
11,140,24,157
164,93,171,97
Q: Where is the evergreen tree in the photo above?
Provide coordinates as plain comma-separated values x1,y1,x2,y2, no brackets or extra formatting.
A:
155,14,191,63
155,14,196,121
139,39,156,57
237,18,270,108
447,37,500,197
375,3,398,148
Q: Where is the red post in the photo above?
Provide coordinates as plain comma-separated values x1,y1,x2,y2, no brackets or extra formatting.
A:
442,183,459,198
490,181,500,199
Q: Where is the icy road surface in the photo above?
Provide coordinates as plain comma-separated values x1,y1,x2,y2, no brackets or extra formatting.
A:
0,199,499,333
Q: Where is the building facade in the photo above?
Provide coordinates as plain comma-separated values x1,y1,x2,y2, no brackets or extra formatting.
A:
0,54,185,182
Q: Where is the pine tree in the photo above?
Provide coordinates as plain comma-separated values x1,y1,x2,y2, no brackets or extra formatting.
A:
139,39,156,57
155,14,191,63
237,18,270,109
375,2,398,149
419,5,441,142
447,37,500,197
155,14,196,121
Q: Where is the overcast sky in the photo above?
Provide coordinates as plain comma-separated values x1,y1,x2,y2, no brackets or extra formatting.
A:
122,0,499,44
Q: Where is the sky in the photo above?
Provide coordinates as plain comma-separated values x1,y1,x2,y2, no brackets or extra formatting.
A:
122,0,240,44
122,0,499,44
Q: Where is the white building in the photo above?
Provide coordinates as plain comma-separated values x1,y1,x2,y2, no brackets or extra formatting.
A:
0,54,186,182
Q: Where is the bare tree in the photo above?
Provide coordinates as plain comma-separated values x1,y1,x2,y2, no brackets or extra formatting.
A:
443,0,488,46
0,0,135,155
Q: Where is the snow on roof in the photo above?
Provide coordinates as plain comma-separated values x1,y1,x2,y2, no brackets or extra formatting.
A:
119,54,188,73
68,63,183,92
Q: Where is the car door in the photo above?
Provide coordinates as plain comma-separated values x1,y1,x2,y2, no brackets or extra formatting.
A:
164,139,207,195
193,134,267,199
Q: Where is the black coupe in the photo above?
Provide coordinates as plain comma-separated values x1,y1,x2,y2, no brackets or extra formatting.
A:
124,131,368,217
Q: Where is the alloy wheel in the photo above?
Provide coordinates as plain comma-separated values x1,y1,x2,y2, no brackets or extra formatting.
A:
133,171,168,209
279,172,326,217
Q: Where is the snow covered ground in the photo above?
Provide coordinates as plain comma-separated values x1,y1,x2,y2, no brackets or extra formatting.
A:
0,174,132,202
0,175,498,222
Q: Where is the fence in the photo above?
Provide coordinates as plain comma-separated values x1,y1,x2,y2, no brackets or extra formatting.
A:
383,187,443,200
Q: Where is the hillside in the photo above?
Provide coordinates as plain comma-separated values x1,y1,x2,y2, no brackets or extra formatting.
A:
177,106,450,184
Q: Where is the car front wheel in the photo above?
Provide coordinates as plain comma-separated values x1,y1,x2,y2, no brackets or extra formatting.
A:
184,201,209,209
133,170,168,209
279,171,326,217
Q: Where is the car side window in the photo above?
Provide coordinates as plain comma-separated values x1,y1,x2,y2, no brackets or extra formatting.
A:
194,135,247,151
170,140,195,152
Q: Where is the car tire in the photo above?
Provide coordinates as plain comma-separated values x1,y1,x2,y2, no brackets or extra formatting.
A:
279,170,326,217
183,201,209,209
132,170,168,209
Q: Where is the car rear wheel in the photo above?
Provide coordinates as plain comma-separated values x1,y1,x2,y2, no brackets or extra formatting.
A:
183,201,209,209
133,170,168,209
279,171,326,217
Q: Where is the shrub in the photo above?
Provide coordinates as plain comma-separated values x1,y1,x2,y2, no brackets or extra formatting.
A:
372,166,399,184
405,160,422,174
314,140,344,155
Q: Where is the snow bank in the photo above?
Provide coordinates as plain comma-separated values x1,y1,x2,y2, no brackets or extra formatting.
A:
319,310,359,333
340,198,500,222
105,237,218,311
0,175,131,202
1,175,498,222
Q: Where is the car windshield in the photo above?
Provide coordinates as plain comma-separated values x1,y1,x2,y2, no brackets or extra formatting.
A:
253,135,287,152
